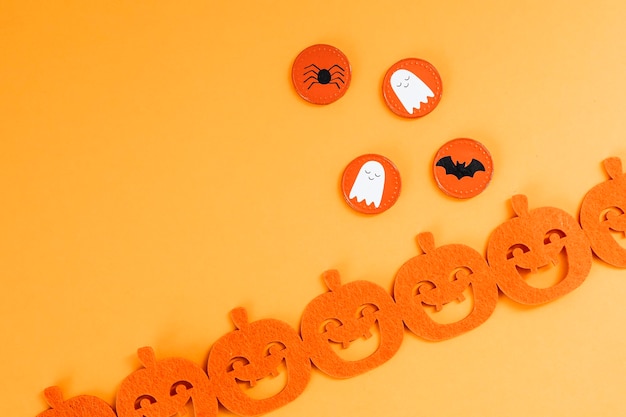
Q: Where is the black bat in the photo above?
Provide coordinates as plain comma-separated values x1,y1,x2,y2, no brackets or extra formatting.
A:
436,156,485,179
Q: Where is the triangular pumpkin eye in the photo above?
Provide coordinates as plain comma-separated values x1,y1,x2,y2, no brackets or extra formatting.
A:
134,394,157,410
544,229,566,245
506,243,530,260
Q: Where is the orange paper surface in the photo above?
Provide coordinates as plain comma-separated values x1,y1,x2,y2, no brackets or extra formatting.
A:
2,2,626,417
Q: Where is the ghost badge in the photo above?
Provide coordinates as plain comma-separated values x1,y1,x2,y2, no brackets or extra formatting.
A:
383,58,442,118
341,154,401,214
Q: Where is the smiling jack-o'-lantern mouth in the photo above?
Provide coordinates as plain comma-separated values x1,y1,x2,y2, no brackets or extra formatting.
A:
413,279,476,325
505,237,570,289
320,314,383,362
231,357,290,400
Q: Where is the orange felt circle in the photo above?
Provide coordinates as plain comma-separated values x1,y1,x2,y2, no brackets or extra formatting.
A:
432,138,493,199
382,58,443,118
291,44,351,105
341,154,401,215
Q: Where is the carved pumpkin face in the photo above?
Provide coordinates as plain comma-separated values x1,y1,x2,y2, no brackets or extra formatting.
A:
487,194,592,304
207,307,310,417
300,270,404,378
116,346,217,417
393,232,499,341
37,386,116,417
579,157,626,267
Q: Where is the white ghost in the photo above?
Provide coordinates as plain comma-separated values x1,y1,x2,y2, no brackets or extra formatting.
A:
349,160,386,208
390,68,434,114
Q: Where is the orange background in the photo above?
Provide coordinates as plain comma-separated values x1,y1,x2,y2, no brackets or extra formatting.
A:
2,1,626,416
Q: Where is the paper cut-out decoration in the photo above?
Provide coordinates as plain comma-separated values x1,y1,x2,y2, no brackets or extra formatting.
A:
207,307,311,416
382,58,442,118
116,346,217,417
487,194,593,305
579,157,626,267
291,44,351,105
433,138,494,199
37,386,116,417
393,232,499,341
300,270,404,378
341,154,401,214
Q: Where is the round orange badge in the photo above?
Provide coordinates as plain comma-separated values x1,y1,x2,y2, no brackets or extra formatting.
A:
341,154,401,214
382,58,442,118
433,138,493,199
292,44,351,105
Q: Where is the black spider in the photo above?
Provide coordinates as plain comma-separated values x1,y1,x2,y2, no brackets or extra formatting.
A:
303,64,345,89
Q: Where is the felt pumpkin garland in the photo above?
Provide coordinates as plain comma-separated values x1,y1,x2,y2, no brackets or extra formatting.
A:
34,156,626,417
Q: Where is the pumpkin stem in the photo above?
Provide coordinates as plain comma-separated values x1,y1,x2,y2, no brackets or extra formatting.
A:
511,194,529,217
43,386,64,408
603,157,623,180
322,269,342,292
137,346,157,369
230,307,249,330
416,232,435,254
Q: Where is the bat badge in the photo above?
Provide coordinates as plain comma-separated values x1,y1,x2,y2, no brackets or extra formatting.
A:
436,156,486,179
432,138,494,199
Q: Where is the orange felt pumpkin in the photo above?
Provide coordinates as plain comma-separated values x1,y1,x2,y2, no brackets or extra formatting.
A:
207,307,311,417
393,232,499,341
579,157,626,267
116,346,217,417
36,386,116,417
300,270,404,378
487,194,592,304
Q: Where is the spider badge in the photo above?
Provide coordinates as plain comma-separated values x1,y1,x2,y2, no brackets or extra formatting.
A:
292,44,351,105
